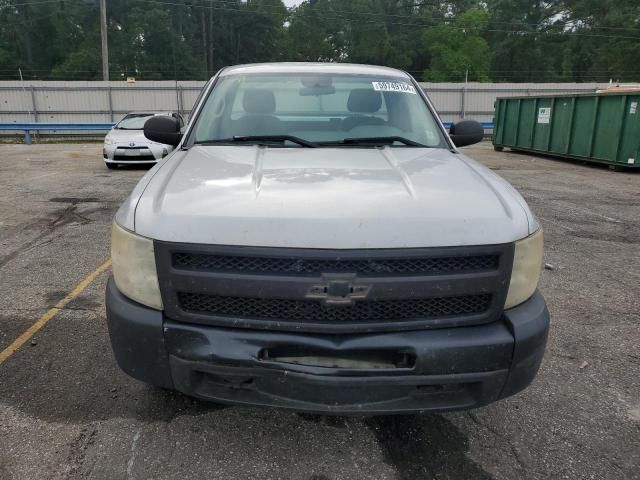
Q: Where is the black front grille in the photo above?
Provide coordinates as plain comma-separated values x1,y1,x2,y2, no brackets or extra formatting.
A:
113,154,156,161
173,252,499,276
156,242,513,333
178,292,492,323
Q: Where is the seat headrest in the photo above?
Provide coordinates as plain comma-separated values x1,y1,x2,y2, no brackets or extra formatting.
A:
347,89,382,113
243,89,276,114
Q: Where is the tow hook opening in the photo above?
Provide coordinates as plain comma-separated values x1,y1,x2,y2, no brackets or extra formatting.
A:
259,347,415,370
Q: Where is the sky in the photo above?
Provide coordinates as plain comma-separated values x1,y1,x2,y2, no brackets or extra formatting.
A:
283,0,302,6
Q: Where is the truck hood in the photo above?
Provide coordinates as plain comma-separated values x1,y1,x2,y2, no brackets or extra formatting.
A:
128,146,533,248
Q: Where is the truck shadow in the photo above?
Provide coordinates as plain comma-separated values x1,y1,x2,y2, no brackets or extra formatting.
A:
295,412,494,479
365,414,494,480
1,350,494,480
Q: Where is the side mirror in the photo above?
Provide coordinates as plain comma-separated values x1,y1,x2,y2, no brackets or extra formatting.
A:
449,120,484,147
144,115,182,147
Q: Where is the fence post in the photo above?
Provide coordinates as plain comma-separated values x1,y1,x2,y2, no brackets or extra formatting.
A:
107,85,114,122
461,70,468,119
29,86,38,122
178,85,184,117
175,81,181,115
460,87,466,119
29,86,38,143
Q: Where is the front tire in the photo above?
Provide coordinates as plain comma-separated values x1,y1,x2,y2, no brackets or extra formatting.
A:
105,162,118,170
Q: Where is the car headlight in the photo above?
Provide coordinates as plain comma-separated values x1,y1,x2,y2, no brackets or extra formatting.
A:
111,221,163,310
104,136,114,145
504,228,544,309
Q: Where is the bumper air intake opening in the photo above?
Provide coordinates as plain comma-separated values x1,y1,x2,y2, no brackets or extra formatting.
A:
259,347,415,370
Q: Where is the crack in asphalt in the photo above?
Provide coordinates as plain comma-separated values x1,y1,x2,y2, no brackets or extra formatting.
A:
126,430,142,479
60,425,99,480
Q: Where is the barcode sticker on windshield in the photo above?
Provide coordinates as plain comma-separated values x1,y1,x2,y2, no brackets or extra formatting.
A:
372,82,417,94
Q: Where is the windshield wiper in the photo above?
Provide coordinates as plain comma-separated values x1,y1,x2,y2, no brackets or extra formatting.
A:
323,136,427,147
195,135,318,148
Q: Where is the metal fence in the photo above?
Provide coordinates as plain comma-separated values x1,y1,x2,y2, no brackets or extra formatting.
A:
421,82,604,123
0,81,205,125
0,80,606,129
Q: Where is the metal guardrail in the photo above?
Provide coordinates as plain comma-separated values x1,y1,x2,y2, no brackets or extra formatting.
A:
0,121,495,145
0,122,115,144
442,121,494,130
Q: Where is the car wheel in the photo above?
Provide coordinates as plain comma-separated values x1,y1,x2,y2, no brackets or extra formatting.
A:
105,163,118,170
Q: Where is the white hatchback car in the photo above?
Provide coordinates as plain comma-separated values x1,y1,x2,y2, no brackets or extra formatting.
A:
103,112,184,169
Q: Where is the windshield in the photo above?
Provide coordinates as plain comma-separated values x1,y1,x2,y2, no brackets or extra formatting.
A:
192,73,445,147
115,113,157,130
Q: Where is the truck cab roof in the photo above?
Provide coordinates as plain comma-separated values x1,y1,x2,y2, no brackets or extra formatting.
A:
219,62,412,79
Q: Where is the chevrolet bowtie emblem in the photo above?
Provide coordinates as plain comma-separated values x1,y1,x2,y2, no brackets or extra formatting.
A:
305,274,371,306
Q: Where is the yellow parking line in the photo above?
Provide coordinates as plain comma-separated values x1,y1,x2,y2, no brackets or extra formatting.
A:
0,259,112,365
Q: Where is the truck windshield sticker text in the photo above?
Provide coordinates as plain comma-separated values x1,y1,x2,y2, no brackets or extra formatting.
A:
537,107,551,124
372,82,417,94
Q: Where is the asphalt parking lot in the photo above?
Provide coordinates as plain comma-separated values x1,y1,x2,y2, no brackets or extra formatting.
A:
0,142,638,480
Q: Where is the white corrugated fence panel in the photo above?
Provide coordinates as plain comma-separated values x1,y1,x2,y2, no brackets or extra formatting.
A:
0,80,607,126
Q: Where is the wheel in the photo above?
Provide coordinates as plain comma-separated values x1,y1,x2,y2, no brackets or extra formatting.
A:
105,162,118,170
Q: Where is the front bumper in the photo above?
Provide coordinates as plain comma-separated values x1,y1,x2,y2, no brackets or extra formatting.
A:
103,143,169,163
105,277,550,414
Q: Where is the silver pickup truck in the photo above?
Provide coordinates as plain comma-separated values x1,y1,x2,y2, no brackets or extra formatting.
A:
106,63,549,414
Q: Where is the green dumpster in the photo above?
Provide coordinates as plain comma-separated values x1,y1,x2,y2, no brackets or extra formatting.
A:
493,92,640,169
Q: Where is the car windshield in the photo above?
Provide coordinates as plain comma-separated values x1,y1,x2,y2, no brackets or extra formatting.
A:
192,73,446,147
116,114,157,130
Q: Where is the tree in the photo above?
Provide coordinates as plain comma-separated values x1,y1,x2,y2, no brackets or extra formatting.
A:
0,0,639,82
486,0,568,82
286,0,350,62
423,7,491,81
563,0,640,82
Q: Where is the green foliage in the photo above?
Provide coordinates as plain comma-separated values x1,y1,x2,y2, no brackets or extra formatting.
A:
51,48,102,80
0,0,638,82
486,0,567,82
286,0,350,61
423,7,491,81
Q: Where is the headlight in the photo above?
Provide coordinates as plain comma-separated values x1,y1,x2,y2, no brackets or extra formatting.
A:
104,136,113,145
111,222,163,310
504,228,544,309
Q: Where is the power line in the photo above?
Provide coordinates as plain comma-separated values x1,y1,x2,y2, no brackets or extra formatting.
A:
5,66,640,75
0,2,92,26
132,0,640,41
1,0,66,7
153,0,640,34
3,0,639,40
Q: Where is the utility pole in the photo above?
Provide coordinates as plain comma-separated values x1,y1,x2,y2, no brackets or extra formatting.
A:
100,0,109,81
208,0,214,76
